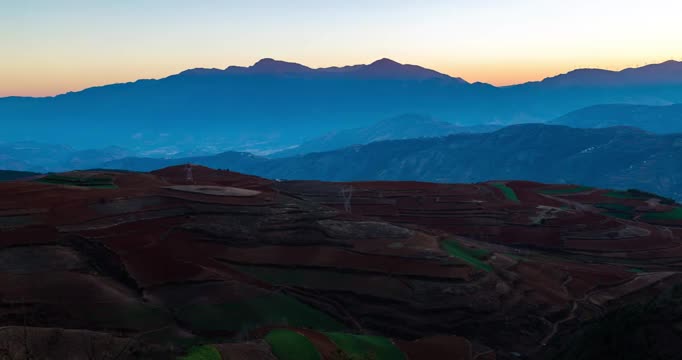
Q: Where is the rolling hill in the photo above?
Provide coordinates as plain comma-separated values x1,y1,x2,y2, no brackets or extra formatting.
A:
103,124,682,201
0,166,681,359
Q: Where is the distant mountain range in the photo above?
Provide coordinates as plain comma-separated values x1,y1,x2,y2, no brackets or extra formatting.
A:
0,142,132,172
103,124,682,200
0,113,495,172
552,104,682,133
271,114,501,157
2,58,682,153
532,60,682,87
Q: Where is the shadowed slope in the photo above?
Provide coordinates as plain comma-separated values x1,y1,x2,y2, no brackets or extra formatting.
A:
1,166,682,358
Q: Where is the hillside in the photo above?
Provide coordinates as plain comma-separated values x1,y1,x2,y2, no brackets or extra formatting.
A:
0,142,132,172
271,114,501,158
1,166,682,359
104,124,682,201
551,104,682,133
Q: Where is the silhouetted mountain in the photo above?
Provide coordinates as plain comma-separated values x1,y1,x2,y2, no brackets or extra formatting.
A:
102,124,682,200
3,59,682,152
341,58,455,80
225,58,314,75
535,60,682,87
223,57,458,80
552,104,682,133
271,114,501,157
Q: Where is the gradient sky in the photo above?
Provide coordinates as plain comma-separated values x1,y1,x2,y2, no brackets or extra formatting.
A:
2,0,682,97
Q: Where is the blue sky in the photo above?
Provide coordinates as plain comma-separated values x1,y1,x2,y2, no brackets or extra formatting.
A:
2,0,681,96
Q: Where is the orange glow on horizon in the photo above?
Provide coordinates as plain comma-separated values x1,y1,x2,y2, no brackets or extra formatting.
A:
3,56,681,98
4,1,682,97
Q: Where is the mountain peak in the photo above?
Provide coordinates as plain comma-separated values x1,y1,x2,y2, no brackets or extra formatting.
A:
252,58,284,67
225,58,312,75
369,58,401,67
253,58,275,65
249,58,312,73
356,58,463,82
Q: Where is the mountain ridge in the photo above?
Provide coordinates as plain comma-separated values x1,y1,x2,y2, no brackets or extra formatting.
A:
6,58,682,100
102,124,682,201
192,57,465,82
530,60,682,87
551,103,682,133
271,113,500,158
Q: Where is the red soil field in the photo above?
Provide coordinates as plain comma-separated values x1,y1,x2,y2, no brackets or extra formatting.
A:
0,165,681,359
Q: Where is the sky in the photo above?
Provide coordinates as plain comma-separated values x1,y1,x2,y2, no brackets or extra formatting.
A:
2,0,682,97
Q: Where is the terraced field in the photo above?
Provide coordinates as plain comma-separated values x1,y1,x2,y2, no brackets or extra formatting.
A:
35,173,117,188
0,167,681,359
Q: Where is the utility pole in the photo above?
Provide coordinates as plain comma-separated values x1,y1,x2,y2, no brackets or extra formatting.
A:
185,164,194,184
341,185,353,213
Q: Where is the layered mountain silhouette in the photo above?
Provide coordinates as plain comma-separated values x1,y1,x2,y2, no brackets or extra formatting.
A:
552,103,682,133
2,59,682,152
0,113,498,171
222,57,458,80
271,114,500,157
103,124,682,200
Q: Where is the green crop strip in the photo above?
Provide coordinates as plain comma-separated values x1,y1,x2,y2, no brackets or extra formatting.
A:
604,191,646,199
36,174,117,189
642,207,682,220
604,189,676,205
539,186,593,195
266,329,322,360
490,183,519,202
441,239,492,272
176,293,345,333
595,203,634,212
594,203,635,220
178,345,221,360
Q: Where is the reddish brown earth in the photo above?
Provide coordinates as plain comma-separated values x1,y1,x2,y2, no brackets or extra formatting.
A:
1,167,681,359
